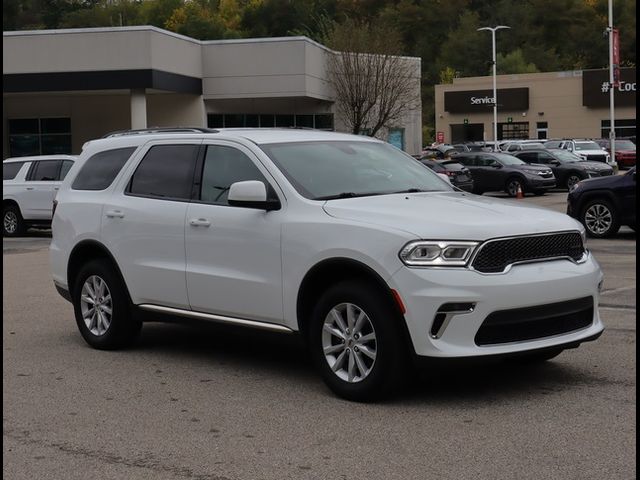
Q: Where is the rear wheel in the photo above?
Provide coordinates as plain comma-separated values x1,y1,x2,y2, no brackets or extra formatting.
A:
581,199,620,238
3,205,25,237
506,177,525,197
72,259,141,350
309,281,408,402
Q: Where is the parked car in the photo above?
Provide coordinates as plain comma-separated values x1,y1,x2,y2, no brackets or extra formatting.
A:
50,128,603,401
502,141,547,152
452,142,489,153
3,155,76,236
453,151,556,196
544,139,613,165
418,158,474,192
594,138,636,169
422,144,458,159
513,148,613,190
567,167,636,238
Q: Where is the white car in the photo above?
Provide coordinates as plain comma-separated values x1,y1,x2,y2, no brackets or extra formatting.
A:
3,155,76,236
50,128,604,401
544,139,614,166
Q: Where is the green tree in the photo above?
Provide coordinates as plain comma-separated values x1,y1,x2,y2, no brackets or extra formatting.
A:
495,49,539,74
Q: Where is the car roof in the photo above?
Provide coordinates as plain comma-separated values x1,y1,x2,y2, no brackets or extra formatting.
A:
3,154,77,163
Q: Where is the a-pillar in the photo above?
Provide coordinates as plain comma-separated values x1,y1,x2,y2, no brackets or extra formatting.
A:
130,88,147,129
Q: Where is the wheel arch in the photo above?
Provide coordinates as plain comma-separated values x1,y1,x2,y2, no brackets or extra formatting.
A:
67,240,131,302
296,257,407,340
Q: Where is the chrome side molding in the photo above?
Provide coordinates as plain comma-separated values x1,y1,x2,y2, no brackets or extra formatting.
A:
138,304,294,334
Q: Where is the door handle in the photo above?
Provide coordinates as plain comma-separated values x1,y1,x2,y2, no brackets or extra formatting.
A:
189,218,211,227
26,187,34,190
54,187,60,191
105,210,125,219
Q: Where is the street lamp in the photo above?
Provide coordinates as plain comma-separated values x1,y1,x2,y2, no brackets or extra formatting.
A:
477,25,510,151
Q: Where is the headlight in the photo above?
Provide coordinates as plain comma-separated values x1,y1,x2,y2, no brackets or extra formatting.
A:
399,241,479,267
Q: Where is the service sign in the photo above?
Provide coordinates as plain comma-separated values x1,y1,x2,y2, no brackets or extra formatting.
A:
582,68,636,108
444,88,529,113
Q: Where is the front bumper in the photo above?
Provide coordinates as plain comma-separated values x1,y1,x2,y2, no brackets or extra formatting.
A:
526,177,556,190
389,252,604,358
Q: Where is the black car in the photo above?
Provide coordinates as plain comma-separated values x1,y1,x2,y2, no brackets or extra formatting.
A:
418,158,474,192
454,152,556,196
514,148,614,190
567,167,636,238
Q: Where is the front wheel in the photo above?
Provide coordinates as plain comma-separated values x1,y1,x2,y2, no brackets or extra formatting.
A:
72,259,141,350
3,205,25,237
506,177,525,197
565,173,583,191
581,199,620,238
309,281,408,402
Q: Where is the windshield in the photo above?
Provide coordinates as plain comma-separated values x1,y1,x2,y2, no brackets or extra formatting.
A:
493,153,526,165
616,140,636,150
553,150,584,163
260,141,452,200
575,141,602,151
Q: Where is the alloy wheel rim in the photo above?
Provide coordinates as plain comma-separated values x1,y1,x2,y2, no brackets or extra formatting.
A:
322,303,377,383
585,204,612,235
80,275,113,336
4,211,18,234
508,181,521,196
567,175,581,189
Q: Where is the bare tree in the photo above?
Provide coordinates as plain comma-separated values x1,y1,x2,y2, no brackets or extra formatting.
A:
320,18,420,137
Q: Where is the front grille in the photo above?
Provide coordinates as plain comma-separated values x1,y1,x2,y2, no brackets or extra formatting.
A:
584,154,607,163
471,232,585,273
475,296,593,346
599,170,613,177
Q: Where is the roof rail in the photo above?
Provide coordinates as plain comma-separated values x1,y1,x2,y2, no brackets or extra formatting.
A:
102,127,218,138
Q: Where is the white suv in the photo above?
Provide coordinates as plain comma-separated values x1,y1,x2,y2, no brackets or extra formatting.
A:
50,129,604,401
544,139,614,165
3,155,76,236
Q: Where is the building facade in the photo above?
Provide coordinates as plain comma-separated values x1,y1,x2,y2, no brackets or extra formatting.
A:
435,68,636,144
3,26,422,159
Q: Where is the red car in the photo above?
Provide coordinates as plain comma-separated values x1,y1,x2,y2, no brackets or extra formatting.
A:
595,138,636,168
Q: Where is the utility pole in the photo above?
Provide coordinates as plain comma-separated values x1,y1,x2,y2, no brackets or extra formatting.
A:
478,26,510,152
607,0,617,169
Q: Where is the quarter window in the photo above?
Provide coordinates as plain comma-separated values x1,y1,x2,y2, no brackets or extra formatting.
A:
3,162,25,180
199,146,269,206
73,147,136,191
60,160,74,180
128,145,199,200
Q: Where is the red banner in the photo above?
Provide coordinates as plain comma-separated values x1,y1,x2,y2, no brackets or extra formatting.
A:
436,131,445,143
612,28,620,87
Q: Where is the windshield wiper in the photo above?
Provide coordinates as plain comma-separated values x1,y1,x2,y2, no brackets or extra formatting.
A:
390,188,428,194
315,192,383,200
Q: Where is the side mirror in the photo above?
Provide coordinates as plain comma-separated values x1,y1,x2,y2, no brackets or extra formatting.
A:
228,180,280,211
550,160,561,166
491,163,502,168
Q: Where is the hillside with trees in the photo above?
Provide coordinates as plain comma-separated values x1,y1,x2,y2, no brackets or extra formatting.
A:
4,0,635,141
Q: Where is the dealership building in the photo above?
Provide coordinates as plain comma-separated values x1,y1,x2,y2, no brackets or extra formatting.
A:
435,68,636,143
2,26,422,159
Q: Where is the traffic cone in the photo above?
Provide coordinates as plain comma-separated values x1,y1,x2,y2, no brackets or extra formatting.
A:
516,184,524,199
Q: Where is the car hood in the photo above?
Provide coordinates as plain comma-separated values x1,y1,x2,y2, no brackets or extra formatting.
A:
323,192,581,240
577,161,612,170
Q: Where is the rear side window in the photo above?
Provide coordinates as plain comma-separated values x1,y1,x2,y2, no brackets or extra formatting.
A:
128,145,199,200
3,162,24,180
72,147,136,191
29,160,62,181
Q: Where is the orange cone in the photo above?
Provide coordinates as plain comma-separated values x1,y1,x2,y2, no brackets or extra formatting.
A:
516,184,524,199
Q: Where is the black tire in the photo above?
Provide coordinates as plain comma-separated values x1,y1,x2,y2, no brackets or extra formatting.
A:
581,198,620,238
3,204,25,237
505,177,525,197
309,280,408,402
565,172,583,191
72,259,141,350
513,348,564,364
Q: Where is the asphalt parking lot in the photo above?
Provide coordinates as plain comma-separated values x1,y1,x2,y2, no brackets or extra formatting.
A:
3,190,636,480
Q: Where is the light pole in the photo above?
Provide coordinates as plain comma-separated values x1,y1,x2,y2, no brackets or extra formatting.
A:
478,25,510,151
607,0,616,170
